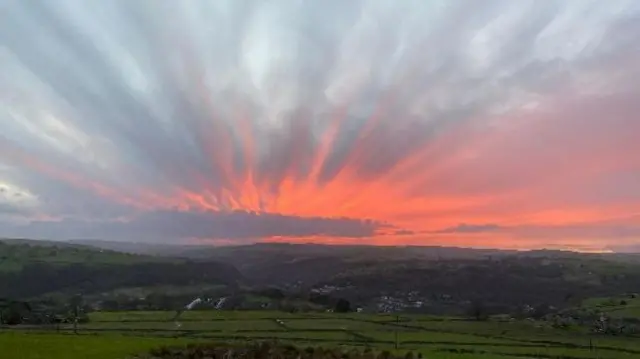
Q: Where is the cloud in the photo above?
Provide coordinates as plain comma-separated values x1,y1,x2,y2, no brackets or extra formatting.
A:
393,230,416,236
435,224,503,234
0,210,380,242
0,0,638,250
609,245,640,254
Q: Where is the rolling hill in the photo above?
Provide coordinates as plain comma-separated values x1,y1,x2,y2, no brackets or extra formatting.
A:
0,239,243,301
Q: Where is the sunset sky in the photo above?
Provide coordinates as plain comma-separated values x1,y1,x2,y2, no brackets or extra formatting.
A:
1,0,639,252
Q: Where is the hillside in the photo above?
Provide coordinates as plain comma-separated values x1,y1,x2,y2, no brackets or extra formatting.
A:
68,239,192,257
0,238,163,272
72,241,517,284
0,240,243,301
75,241,516,260
4,239,640,318
578,294,640,319
313,254,640,316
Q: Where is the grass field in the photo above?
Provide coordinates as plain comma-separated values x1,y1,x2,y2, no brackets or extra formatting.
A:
0,332,198,359
4,310,640,358
580,295,640,319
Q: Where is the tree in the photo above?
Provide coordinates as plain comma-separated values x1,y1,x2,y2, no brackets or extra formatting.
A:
532,303,553,319
259,288,285,300
309,293,331,306
467,300,488,321
0,300,31,325
334,298,351,313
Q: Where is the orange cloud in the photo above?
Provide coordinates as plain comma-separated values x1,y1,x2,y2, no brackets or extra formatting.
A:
145,89,639,252
2,0,639,252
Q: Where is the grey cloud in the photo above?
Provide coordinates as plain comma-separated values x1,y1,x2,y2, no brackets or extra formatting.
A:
435,221,640,238
513,224,640,240
3,0,635,187
0,0,639,243
435,223,503,234
608,245,640,254
393,230,416,236
0,210,379,242
0,203,25,215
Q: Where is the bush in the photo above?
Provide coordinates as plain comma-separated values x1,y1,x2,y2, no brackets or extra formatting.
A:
334,298,351,313
466,301,488,321
3,310,22,325
141,343,418,359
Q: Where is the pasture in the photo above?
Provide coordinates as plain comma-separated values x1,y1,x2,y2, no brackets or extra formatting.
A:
0,332,197,359
4,310,640,358
580,295,640,319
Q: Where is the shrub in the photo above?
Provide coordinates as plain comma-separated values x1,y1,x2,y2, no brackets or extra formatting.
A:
141,342,419,359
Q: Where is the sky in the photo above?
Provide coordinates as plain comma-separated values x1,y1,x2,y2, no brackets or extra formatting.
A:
1,0,639,252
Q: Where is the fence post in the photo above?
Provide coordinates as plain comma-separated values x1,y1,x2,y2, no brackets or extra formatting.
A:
394,315,399,350
73,305,79,334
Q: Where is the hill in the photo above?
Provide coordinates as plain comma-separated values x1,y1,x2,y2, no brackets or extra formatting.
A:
312,254,640,316
0,238,162,272
70,241,517,284
578,294,640,319
0,240,243,301
73,241,515,260
5,239,640,318
68,239,192,257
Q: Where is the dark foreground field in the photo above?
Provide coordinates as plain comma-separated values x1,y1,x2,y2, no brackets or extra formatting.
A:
3,310,640,359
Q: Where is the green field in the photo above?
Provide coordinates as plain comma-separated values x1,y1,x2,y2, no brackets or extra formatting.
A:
0,332,526,359
4,310,640,358
580,295,640,319
0,332,198,359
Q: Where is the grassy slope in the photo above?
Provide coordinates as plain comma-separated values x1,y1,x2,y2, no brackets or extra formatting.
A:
581,295,640,319
0,240,242,300
0,239,166,273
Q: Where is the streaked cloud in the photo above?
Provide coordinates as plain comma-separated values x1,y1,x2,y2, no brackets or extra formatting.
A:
0,0,639,251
